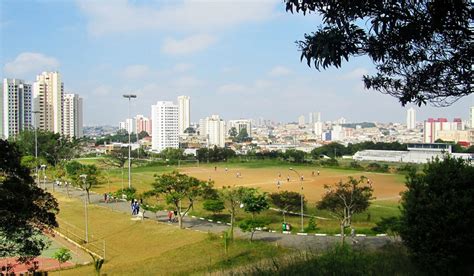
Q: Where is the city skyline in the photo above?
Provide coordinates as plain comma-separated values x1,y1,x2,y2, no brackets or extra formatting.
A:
1,0,473,126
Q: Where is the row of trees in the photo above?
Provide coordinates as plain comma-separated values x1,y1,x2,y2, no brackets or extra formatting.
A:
93,130,149,146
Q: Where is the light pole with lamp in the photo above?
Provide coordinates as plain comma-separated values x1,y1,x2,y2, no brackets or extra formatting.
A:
123,94,137,189
41,164,47,190
79,174,89,243
289,167,304,232
32,110,41,186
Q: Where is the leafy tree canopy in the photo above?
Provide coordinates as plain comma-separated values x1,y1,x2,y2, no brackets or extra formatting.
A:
400,156,474,274
0,140,58,261
285,0,473,106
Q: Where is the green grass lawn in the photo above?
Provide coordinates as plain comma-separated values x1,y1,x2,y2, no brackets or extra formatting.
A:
51,193,287,275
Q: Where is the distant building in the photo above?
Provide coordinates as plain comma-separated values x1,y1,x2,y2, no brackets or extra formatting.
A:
63,93,83,138
406,108,416,129
470,106,474,129
33,72,64,134
227,119,252,137
1,79,33,139
423,118,463,143
135,114,151,135
331,125,344,141
151,101,179,152
314,121,323,137
200,115,225,147
308,112,321,124
298,115,305,126
178,95,190,134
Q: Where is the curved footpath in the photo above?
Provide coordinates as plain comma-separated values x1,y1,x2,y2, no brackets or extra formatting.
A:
45,182,394,251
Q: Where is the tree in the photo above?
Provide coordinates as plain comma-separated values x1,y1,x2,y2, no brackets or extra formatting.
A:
317,176,373,244
236,128,251,143
241,190,270,218
399,156,474,274
203,199,225,215
100,148,129,169
219,186,254,240
228,127,238,139
269,191,305,222
66,161,101,203
53,247,72,272
239,218,269,242
0,140,58,262
148,171,211,228
285,0,473,106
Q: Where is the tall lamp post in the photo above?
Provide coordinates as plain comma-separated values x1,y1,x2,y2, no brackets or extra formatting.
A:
289,168,304,232
123,94,137,189
41,164,47,190
79,174,89,243
32,110,41,186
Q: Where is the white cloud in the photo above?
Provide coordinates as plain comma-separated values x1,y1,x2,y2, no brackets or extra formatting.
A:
339,67,369,80
172,76,204,90
77,0,278,36
92,85,112,96
161,34,217,55
121,64,154,79
217,83,248,94
4,52,60,77
268,65,292,77
173,63,194,72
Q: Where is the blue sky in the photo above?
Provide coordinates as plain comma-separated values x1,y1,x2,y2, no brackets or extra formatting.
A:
1,0,472,126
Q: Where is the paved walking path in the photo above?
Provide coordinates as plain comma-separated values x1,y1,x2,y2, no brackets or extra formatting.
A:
46,182,394,251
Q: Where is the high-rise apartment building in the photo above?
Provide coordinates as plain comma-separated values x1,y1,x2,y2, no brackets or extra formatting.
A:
308,112,321,124
33,72,63,134
406,108,416,129
63,93,83,138
178,96,190,134
423,118,463,143
200,115,225,147
227,119,252,137
470,106,474,129
151,101,179,152
314,121,323,137
135,115,152,135
1,79,33,138
298,115,305,126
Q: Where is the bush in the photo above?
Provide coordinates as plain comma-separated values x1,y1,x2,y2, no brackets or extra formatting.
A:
320,158,339,167
349,161,362,169
305,217,317,232
114,187,136,200
203,199,225,214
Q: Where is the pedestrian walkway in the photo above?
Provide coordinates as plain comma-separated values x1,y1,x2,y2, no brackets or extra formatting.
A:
46,182,393,251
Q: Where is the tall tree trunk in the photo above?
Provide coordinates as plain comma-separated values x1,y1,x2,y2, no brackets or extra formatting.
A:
86,189,90,204
340,222,345,244
230,211,234,240
178,215,183,229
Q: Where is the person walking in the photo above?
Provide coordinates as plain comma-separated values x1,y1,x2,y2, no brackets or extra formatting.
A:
317,170,320,176
287,176,290,182
168,211,173,222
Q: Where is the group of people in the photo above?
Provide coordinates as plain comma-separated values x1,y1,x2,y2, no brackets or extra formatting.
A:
103,193,113,203
276,170,321,188
131,199,141,215
167,210,178,222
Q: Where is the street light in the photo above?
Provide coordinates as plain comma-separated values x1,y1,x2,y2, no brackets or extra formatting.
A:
32,110,41,186
40,164,47,190
79,174,89,243
123,94,137,189
289,167,304,232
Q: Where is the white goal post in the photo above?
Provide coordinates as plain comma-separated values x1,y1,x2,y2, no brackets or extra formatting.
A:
177,159,200,167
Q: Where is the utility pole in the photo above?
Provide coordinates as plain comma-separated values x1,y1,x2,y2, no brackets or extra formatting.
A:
32,111,41,186
122,94,137,189
80,174,88,243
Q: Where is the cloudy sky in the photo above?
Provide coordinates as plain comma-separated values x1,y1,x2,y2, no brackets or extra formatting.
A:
1,0,472,126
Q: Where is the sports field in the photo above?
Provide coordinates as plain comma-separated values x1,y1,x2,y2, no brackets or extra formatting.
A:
181,166,405,203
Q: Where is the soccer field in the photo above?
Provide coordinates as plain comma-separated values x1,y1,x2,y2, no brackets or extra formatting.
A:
180,166,405,203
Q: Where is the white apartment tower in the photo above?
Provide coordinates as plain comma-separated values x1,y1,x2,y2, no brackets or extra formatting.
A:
178,96,190,134
151,101,179,152
470,106,474,129
314,121,323,137
1,79,33,138
308,112,321,124
33,72,64,134
298,115,305,126
63,93,83,138
406,108,416,129
200,115,226,147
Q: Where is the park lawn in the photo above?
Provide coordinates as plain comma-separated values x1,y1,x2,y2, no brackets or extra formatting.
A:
51,193,285,275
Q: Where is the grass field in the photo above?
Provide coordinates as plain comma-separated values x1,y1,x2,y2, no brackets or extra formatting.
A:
73,158,405,234
51,193,286,275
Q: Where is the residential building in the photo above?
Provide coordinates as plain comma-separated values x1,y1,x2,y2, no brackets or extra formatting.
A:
33,72,63,134
470,106,474,128
313,121,323,137
178,95,190,134
63,93,83,138
298,115,305,126
1,79,33,138
423,118,463,143
308,112,321,124
135,115,151,134
151,101,179,152
406,108,416,129
227,119,252,137
200,115,225,147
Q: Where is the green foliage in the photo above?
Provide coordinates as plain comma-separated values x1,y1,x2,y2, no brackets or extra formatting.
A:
203,199,225,214
317,176,374,242
399,156,474,274
235,128,251,143
159,148,185,163
371,216,401,237
306,217,317,232
285,0,472,106
114,187,137,201
94,129,137,145
281,149,306,163
53,247,72,268
219,186,255,240
196,146,236,162
65,161,101,203
101,148,129,168
239,218,270,241
228,127,238,139
269,191,305,222
319,158,339,167
148,171,211,228
0,139,58,262
242,243,417,275
241,191,270,217
349,161,362,169
366,162,389,173
14,130,81,165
